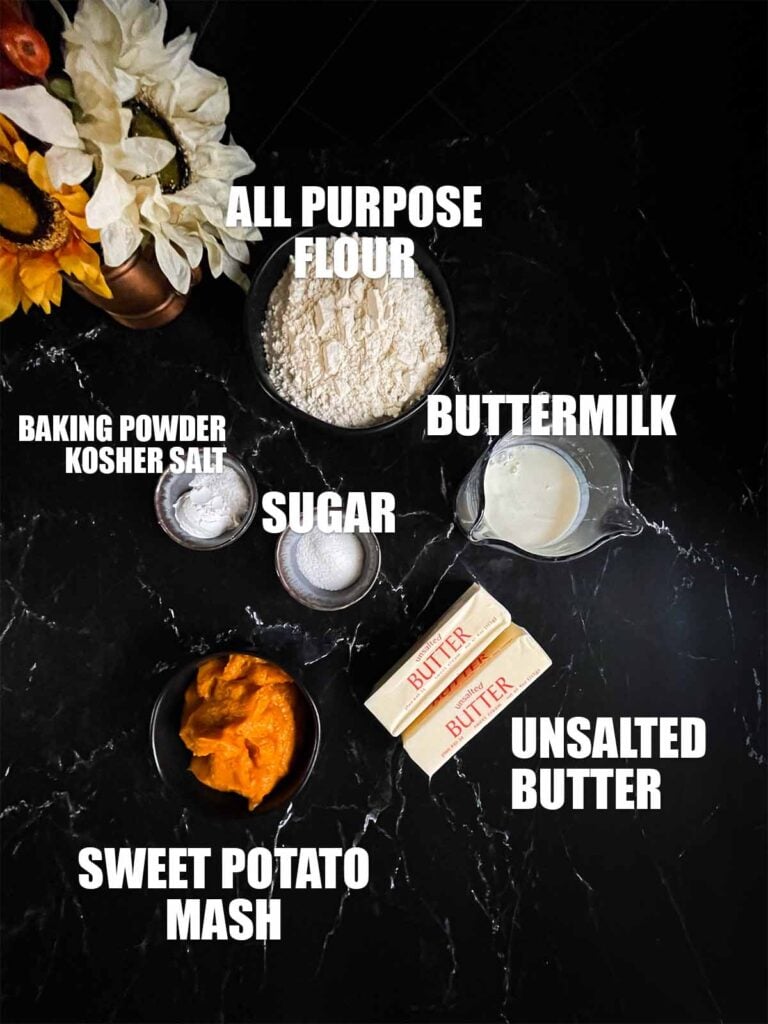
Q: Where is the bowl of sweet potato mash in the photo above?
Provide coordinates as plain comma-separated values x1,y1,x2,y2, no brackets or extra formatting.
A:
150,650,321,818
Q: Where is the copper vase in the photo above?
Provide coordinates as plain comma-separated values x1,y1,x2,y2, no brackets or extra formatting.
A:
67,246,202,329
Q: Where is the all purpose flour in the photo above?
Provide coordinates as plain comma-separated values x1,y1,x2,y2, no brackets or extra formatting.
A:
262,235,448,428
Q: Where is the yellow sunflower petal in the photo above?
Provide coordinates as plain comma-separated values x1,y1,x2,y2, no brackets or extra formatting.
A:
79,266,112,299
57,233,97,272
26,151,54,195
55,185,88,210
0,114,20,150
62,211,100,243
55,187,101,243
18,251,60,304
57,236,112,299
0,253,22,321
12,139,30,166
45,271,63,309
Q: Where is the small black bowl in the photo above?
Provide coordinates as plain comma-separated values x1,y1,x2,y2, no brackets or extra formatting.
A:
150,650,321,819
243,225,456,435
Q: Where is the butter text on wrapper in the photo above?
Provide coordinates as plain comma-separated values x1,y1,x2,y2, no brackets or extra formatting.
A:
364,583,511,736
402,623,552,776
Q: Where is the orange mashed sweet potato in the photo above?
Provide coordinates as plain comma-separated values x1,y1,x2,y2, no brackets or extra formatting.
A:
179,653,300,810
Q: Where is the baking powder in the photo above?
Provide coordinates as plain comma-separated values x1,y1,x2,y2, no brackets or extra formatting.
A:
174,467,250,540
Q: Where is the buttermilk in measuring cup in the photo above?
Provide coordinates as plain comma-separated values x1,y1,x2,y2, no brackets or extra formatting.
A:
482,443,586,553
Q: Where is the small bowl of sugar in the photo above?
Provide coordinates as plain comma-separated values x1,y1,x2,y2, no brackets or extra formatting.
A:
154,451,257,551
275,519,381,611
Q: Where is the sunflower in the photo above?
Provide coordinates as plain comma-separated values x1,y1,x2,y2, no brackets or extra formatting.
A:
0,113,111,321
57,0,260,295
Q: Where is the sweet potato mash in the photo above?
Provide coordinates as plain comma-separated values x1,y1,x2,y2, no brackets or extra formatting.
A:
179,653,300,810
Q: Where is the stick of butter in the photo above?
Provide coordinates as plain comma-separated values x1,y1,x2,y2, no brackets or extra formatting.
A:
364,583,511,737
402,623,552,776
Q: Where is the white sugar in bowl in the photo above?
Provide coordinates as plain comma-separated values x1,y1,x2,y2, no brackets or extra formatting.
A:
275,524,381,611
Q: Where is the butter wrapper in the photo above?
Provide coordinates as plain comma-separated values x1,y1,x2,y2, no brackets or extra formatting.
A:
365,583,511,737
402,623,551,776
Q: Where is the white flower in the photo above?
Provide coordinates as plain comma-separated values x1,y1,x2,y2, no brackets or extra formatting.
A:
0,84,93,187
58,0,260,293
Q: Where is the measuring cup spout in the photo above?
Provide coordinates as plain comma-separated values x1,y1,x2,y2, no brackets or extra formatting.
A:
601,502,644,538
467,516,490,542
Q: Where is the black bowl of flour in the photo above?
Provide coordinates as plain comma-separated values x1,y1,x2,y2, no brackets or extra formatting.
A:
243,225,456,435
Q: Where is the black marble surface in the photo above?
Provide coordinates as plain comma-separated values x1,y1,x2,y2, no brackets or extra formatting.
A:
1,2,766,1022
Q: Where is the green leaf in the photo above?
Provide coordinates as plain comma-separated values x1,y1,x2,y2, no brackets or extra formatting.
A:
47,77,76,104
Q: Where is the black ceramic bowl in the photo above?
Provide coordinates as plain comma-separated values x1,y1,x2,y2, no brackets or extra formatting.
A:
243,226,456,435
150,650,321,819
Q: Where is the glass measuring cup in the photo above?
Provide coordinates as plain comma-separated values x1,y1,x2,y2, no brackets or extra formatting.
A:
455,428,643,560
